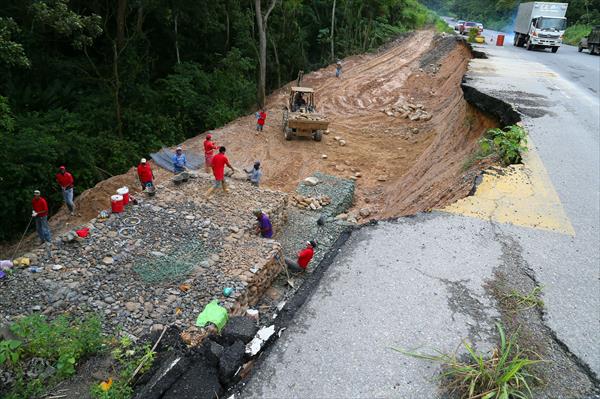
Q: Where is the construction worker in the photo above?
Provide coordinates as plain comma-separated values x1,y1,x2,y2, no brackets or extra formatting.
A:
335,60,342,78
32,190,51,243
137,158,154,190
285,240,317,272
203,134,218,173
172,146,187,174
256,109,267,132
243,161,262,187
55,166,75,215
206,146,235,196
253,209,273,238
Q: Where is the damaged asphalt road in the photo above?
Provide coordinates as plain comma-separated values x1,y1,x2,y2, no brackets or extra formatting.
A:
240,35,600,398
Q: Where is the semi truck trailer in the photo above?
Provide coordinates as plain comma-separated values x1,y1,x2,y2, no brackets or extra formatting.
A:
513,2,568,53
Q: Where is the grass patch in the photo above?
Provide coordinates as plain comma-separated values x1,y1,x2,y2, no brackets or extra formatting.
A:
0,314,104,398
502,286,544,312
563,24,592,46
435,17,454,34
395,323,542,399
90,335,156,399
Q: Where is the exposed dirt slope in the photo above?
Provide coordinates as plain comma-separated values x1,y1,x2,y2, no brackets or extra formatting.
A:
17,30,495,251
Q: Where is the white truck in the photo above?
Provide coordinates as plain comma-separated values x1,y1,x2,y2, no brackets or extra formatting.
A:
513,2,568,53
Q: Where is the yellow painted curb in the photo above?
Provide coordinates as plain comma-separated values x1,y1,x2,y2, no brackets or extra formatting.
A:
441,139,575,236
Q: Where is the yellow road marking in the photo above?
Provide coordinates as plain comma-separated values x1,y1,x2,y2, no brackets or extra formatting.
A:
441,139,575,235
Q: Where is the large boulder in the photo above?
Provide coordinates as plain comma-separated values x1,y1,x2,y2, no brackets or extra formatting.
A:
221,316,258,344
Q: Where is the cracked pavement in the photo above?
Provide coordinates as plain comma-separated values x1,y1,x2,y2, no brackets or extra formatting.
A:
240,31,599,398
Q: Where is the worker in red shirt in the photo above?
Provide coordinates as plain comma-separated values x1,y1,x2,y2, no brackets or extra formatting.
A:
137,158,154,190
32,190,52,243
206,146,235,197
55,166,75,215
256,108,267,133
203,133,218,173
285,240,317,272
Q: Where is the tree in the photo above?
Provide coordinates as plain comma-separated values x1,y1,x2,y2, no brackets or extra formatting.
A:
254,0,278,108
330,0,336,61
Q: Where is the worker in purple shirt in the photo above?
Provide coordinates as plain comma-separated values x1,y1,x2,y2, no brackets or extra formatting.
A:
253,209,273,238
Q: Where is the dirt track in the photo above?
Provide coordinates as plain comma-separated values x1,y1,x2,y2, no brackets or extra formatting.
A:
36,30,495,242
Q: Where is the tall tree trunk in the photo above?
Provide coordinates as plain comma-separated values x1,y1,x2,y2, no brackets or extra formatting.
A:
112,43,123,137
116,0,127,50
225,2,230,51
174,11,181,64
330,0,336,61
270,35,280,89
255,0,278,108
136,4,144,35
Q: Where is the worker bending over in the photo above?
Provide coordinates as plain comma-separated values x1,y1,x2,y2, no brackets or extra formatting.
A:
285,240,317,272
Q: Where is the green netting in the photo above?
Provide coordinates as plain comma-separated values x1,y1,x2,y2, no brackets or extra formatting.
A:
133,240,208,284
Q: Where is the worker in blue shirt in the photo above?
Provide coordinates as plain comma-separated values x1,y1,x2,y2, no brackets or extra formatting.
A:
172,146,187,173
244,161,262,186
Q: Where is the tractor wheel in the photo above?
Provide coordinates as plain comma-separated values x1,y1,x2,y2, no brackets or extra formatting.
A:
551,46,558,53
578,44,583,52
513,34,519,46
313,130,322,142
284,127,293,141
282,110,289,132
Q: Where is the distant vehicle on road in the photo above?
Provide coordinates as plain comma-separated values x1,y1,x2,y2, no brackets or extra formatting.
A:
578,26,600,55
460,21,480,35
513,2,568,53
455,20,465,31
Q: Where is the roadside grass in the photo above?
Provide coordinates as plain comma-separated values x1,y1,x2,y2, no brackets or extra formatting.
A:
435,17,454,34
90,335,156,399
0,314,104,398
502,286,544,312
0,314,156,399
563,24,592,46
394,323,543,399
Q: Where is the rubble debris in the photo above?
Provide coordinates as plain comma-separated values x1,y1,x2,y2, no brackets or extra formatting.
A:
290,194,332,210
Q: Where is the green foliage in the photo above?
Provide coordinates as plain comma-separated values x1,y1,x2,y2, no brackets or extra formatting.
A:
90,335,156,399
479,125,528,166
467,27,479,42
0,17,30,68
564,24,593,45
0,340,22,366
395,323,542,399
503,286,544,311
1,314,105,398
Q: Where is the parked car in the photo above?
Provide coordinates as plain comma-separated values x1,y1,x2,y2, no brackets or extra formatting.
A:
578,26,600,55
460,21,479,35
455,20,465,31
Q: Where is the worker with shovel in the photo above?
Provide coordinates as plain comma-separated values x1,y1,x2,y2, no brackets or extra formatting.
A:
206,146,235,196
203,133,218,173
32,190,51,244
55,166,75,216
285,240,317,272
137,158,154,190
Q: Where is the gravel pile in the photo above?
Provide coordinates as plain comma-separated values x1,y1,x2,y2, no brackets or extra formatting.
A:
0,175,287,338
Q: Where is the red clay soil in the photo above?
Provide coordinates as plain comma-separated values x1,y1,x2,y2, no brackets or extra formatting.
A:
7,30,496,253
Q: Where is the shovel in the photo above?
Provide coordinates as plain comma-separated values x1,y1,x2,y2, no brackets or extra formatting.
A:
275,250,295,288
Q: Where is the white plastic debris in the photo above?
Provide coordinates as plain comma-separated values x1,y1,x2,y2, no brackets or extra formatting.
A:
257,325,275,341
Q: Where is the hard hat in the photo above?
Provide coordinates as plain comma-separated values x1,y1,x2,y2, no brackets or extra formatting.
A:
141,158,147,163
176,146,182,151
206,133,212,139
34,190,41,195
59,165,66,170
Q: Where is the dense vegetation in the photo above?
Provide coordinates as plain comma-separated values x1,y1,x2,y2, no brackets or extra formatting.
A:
0,0,442,242
422,0,600,31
